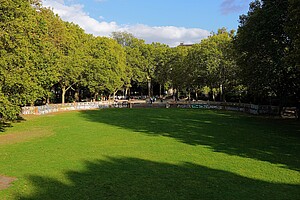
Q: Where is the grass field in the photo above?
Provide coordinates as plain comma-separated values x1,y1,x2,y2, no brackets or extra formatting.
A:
0,108,299,199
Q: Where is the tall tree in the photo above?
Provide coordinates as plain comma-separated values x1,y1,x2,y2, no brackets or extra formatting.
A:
0,0,47,119
140,43,156,97
186,28,236,101
234,0,298,105
167,46,189,99
152,43,169,97
56,22,88,104
111,32,148,96
285,0,300,101
185,44,208,100
84,36,127,99
36,7,66,103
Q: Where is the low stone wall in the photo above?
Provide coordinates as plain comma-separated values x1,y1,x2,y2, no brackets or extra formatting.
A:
21,100,297,118
167,101,281,116
129,102,166,108
21,102,111,115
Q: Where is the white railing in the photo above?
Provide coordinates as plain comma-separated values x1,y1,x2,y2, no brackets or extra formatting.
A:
22,100,298,118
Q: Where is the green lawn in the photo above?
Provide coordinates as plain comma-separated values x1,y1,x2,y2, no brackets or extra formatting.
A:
0,108,299,199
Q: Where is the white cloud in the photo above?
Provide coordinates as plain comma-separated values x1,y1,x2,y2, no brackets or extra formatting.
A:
123,24,210,47
42,0,210,47
220,0,251,15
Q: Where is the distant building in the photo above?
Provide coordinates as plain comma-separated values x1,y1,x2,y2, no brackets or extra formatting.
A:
178,42,193,47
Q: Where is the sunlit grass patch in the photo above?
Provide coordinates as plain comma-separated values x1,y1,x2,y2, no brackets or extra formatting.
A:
0,109,299,199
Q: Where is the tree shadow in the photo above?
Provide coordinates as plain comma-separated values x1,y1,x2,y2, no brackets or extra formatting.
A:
0,116,25,132
0,122,12,132
79,109,300,171
17,157,299,200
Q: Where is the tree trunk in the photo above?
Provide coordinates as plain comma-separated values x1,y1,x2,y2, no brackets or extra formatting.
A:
75,89,80,102
113,91,117,100
222,86,226,102
147,78,151,97
211,87,215,102
176,89,179,102
219,84,226,102
159,84,162,98
46,96,50,104
62,86,66,104
127,88,130,99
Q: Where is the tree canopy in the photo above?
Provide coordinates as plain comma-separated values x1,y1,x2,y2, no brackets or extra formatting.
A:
234,0,300,104
1,0,299,121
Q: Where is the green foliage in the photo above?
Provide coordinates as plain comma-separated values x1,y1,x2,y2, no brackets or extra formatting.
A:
57,22,88,103
36,8,67,98
0,1,131,119
185,29,237,101
0,0,46,118
112,32,148,85
152,43,169,96
112,32,170,96
0,92,20,121
1,0,298,121
285,0,300,100
84,36,127,97
234,0,299,104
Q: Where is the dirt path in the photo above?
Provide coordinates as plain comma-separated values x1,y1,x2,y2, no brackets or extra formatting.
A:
0,128,53,145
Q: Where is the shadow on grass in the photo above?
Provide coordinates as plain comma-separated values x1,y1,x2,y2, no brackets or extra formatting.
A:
79,109,300,171
0,122,12,132
0,116,25,132
17,157,299,200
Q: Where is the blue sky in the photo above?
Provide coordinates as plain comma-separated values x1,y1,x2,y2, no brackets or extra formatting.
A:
42,0,252,46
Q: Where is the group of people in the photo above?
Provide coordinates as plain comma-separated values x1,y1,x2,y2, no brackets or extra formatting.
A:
149,97,156,104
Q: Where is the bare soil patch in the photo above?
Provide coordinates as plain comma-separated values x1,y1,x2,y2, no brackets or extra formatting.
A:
0,175,17,191
0,128,53,145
